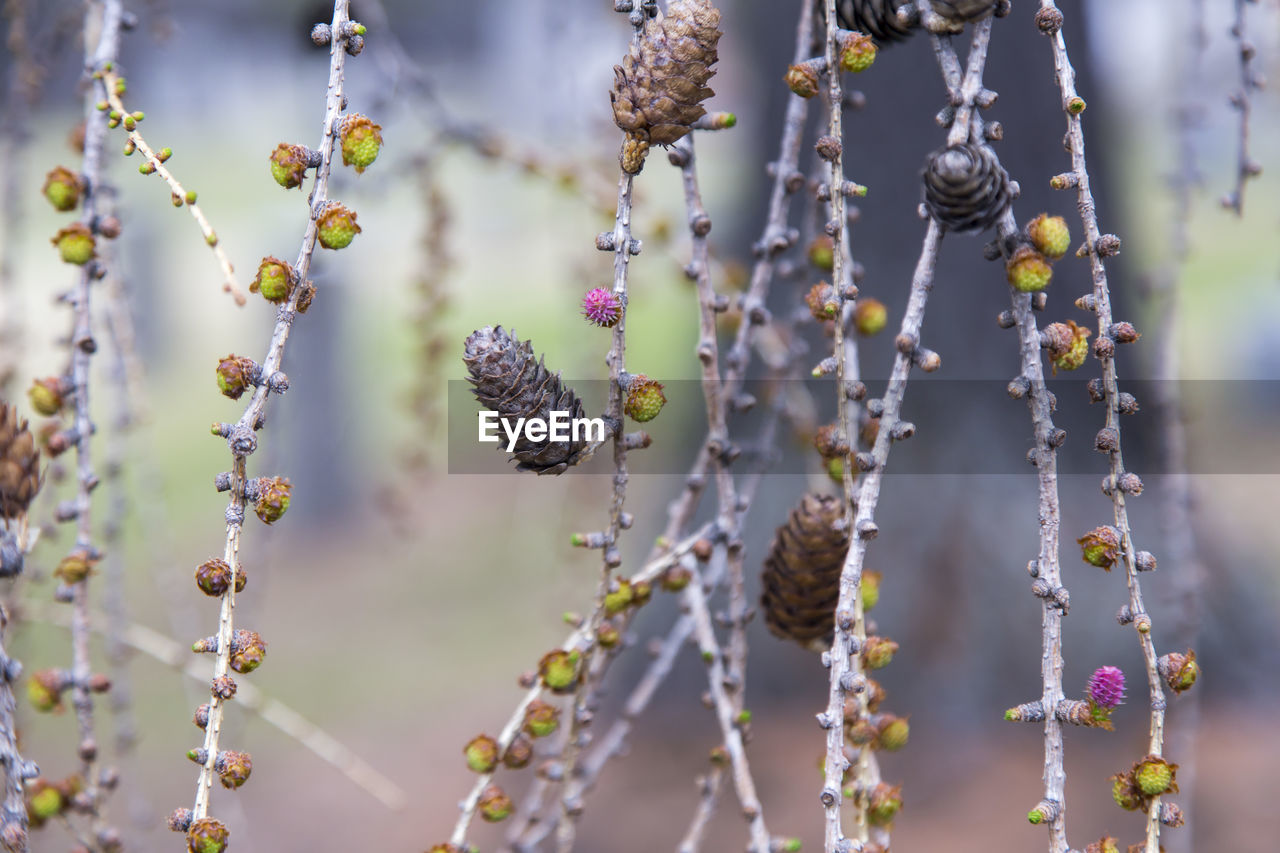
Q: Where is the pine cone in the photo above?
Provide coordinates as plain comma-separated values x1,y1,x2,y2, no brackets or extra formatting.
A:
611,0,722,152
463,327,605,475
930,0,999,22
760,493,849,646
832,0,914,44
1,403,42,519
922,143,1011,233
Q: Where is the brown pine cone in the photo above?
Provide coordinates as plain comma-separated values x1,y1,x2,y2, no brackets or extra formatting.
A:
463,327,605,475
1,403,42,519
832,0,914,44
930,0,999,22
611,0,722,158
760,493,849,646
922,143,1012,233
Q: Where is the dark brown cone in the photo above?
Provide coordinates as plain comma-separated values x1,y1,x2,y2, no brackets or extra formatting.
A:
611,0,722,148
1,403,42,519
463,327,604,475
930,0,999,22
832,0,914,44
760,493,849,646
922,143,1012,233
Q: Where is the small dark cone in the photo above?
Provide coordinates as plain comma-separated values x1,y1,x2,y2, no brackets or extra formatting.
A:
760,493,849,646
0,403,42,519
922,143,1012,233
611,0,722,148
832,0,914,44
930,0,999,22
463,327,604,475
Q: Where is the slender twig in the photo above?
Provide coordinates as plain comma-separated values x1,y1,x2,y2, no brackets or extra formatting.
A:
924,18,1073,850
54,4,127,845
678,767,725,853
822,1,877,846
449,526,714,848
1037,5,1168,850
1001,212,1069,853
191,0,355,822
682,558,766,845
722,0,813,401
818,216,941,852
550,7,653,848
0,603,34,852
1223,0,1261,215
100,70,246,305
674,134,770,852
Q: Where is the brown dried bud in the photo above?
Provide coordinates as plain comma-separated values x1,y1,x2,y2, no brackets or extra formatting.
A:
503,735,534,769
211,675,237,700
815,135,843,162
1036,5,1064,33
813,423,846,460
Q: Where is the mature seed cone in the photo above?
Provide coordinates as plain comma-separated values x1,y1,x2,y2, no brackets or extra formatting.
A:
930,0,999,22
610,0,722,149
463,326,604,475
1,403,42,519
760,493,849,646
832,0,914,44
922,143,1012,233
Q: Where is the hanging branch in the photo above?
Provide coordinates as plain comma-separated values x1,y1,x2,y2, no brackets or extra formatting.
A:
99,69,246,304
1223,0,1262,215
28,4,130,849
919,14,1075,850
175,5,369,849
0,402,44,852
1035,4,1174,851
670,134,770,852
447,529,714,848
0,603,36,852
820,0,877,845
817,9,1005,851
554,136,640,853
